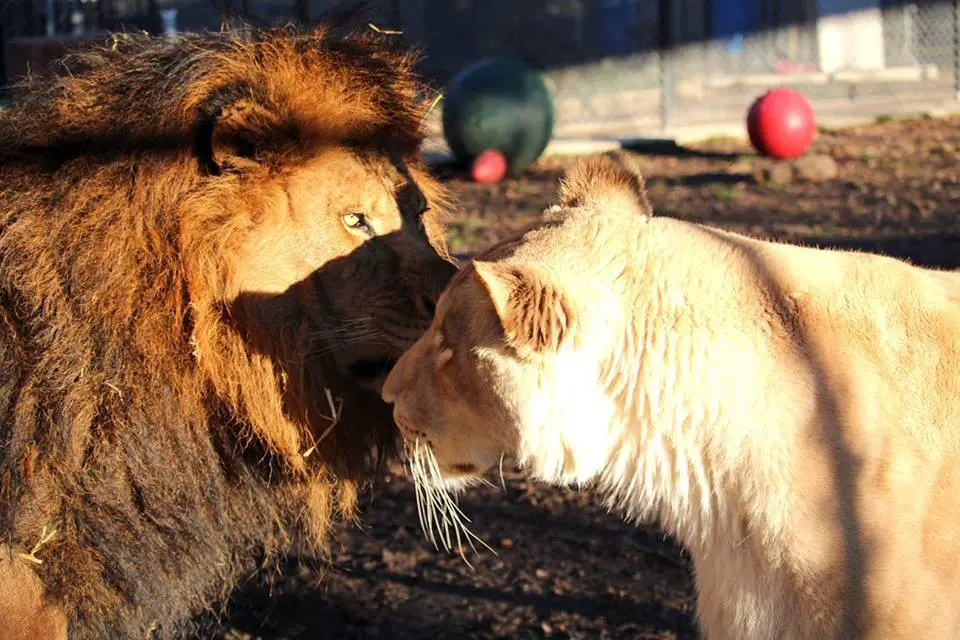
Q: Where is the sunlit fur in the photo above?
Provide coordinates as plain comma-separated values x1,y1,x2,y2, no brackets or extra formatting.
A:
0,23,455,639
384,154,960,640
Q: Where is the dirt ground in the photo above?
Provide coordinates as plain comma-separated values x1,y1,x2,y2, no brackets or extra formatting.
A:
210,115,960,640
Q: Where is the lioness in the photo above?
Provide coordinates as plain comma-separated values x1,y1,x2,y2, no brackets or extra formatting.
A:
382,155,960,639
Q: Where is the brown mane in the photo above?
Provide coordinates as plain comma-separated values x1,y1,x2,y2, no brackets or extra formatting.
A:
0,23,444,638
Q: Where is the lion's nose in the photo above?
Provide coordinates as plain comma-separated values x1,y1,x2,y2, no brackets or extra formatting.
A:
414,294,436,318
414,258,457,318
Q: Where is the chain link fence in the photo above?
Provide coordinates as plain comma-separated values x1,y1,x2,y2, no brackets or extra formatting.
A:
410,0,960,138
653,1,960,134
3,0,959,137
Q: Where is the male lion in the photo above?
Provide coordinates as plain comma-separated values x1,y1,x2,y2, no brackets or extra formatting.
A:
383,155,960,639
0,24,456,639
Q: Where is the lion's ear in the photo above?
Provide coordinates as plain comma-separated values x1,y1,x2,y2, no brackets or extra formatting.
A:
195,87,283,175
471,260,576,355
557,153,652,217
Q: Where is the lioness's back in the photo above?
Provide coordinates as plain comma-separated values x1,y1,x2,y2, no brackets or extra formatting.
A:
495,210,960,637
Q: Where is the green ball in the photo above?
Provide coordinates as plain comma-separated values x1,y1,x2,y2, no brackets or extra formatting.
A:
442,57,554,176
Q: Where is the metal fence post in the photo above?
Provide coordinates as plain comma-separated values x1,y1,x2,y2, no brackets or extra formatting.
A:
658,0,673,131
954,0,959,100
0,14,5,93
46,0,56,37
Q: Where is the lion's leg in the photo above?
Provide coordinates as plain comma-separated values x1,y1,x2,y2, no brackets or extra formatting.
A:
0,547,67,640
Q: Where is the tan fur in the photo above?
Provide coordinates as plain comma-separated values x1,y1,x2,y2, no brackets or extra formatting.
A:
0,549,67,640
557,151,652,216
383,155,960,639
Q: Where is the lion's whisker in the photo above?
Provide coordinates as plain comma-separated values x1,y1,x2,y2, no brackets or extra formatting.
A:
305,333,384,361
309,328,381,344
308,324,378,340
310,313,374,326
308,333,378,348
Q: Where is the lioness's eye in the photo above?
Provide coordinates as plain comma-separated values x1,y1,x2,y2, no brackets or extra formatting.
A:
342,212,374,236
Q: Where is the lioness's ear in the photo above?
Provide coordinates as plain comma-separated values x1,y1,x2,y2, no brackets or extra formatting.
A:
557,153,652,217
472,261,576,354
195,85,283,175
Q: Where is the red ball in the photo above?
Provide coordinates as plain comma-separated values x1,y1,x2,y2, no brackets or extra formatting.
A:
470,149,508,184
747,88,816,160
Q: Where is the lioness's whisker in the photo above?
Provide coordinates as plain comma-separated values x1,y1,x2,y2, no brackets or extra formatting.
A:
425,452,456,553
427,482,454,551
413,442,443,549
442,494,488,563
450,512,469,566
409,442,439,550
415,440,449,551
426,453,471,525
406,439,496,565
498,453,507,492
424,459,449,551
411,459,429,544
429,447,496,560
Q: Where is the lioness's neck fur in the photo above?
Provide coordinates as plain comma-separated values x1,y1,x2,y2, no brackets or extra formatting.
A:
512,208,960,639
384,156,960,640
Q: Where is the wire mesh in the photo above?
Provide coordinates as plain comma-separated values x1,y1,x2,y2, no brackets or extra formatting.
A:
3,0,959,131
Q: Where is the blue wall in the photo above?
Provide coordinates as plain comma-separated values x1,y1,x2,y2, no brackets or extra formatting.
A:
711,0,759,38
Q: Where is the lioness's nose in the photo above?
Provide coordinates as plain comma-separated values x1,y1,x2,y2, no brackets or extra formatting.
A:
381,360,403,403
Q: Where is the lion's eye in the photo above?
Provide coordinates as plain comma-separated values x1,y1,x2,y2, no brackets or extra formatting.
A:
342,213,374,235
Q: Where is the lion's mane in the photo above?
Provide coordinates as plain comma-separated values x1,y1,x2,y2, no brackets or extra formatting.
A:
0,23,438,638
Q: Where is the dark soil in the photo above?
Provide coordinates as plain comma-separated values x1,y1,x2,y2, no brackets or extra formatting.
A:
210,115,960,640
